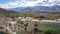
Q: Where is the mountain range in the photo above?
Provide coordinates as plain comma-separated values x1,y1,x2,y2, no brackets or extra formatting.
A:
0,5,60,15
8,5,60,15
0,5,60,18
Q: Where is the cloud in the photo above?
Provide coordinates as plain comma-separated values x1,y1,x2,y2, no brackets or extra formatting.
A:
0,0,60,8
0,0,38,8
0,1,20,8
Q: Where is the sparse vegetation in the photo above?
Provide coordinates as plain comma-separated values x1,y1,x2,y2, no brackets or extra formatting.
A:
42,29,57,34
0,31,10,34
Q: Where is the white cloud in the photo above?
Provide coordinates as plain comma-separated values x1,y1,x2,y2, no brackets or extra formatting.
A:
0,1,20,8
0,0,60,8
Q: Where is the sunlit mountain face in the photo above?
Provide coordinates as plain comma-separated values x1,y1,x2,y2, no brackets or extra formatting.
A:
0,0,60,9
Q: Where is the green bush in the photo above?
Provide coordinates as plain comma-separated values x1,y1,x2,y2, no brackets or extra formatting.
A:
43,29,57,34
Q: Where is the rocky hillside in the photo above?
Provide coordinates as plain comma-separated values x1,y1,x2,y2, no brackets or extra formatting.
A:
0,8,19,17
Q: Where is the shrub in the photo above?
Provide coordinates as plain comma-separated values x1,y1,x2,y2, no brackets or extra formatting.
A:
43,29,57,34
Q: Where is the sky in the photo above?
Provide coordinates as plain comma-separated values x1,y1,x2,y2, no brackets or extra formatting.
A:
0,0,60,8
